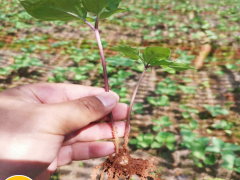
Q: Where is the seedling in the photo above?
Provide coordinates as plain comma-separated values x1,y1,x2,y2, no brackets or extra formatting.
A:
204,104,230,117
180,120,198,130
179,104,199,119
152,116,173,132
211,120,233,135
19,0,195,179
132,103,144,114
147,95,170,107
155,77,178,96
178,85,196,94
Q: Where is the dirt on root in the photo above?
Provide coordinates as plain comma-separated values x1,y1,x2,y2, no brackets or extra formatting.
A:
91,148,161,180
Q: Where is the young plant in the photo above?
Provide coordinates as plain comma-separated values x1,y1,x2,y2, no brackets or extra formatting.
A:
204,104,230,117
96,45,194,179
211,120,234,135
19,0,126,153
179,104,199,119
152,116,173,132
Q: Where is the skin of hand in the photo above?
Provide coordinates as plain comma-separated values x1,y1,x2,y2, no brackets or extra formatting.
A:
0,83,128,180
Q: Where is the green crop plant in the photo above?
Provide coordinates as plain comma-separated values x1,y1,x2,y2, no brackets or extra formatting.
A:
155,77,178,96
204,104,230,117
211,120,234,135
181,123,240,172
19,0,195,179
179,104,199,119
152,116,173,132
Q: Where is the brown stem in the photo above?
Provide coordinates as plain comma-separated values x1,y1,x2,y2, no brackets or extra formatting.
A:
124,67,148,148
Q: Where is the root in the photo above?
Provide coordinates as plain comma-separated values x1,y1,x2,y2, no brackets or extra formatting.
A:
91,148,162,180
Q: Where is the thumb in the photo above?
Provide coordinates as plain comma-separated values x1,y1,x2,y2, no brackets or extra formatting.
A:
42,92,118,135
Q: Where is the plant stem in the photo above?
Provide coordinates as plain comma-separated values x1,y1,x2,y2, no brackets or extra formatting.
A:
84,20,95,31
94,28,119,154
124,67,148,148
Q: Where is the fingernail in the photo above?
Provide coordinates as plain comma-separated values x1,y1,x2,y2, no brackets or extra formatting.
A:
96,92,117,107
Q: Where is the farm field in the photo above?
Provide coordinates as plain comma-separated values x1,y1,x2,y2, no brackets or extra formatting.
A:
0,0,240,180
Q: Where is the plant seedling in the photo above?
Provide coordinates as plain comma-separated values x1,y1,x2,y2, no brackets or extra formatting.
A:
180,120,198,130
155,77,178,96
179,104,199,119
211,120,234,135
147,95,170,107
19,0,125,154
152,116,173,132
204,104,230,117
19,1,195,179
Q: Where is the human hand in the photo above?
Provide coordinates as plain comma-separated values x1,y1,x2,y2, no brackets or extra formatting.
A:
0,83,128,179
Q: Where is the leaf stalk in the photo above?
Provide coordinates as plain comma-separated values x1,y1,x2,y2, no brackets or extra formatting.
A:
124,66,149,148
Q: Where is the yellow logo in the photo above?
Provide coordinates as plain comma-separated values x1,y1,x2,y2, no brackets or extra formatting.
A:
6,175,32,180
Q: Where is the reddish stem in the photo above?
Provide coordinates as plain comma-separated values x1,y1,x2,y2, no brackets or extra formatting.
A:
124,67,148,148
94,28,119,153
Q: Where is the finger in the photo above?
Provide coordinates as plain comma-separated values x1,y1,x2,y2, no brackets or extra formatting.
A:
16,83,119,104
101,103,128,122
57,142,114,166
63,121,126,145
43,92,119,135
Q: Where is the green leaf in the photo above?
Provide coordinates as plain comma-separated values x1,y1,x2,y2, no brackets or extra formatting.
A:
143,133,155,144
156,82,177,96
106,55,135,67
190,141,205,159
204,105,229,117
204,153,217,165
143,46,171,65
221,150,236,170
159,116,172,128
206,137,224,153
166,143,175,151
178,85,196,94
151,141,162,149
188,108,199,114
82,0,108,14
20,0,87,21
129,139,137,145
182,112,191,119
100,8,125,19
137,141,149,148
223,143,240,151
234,167,240,173
179,104,188,110
152,125,161,132
111,45,140,60
206,146,221,153
212,137,225,149
106,0,121,11
181,129,195,143
234,157,240,167
158,95,169,106
189,120,198,130
165,133,175,144
196,137,210,146
193,158,203,168
155,132,168,143
147,97,158,106
180,124,190,130
168,60,196,71
136,133,144,141
212,120,228,129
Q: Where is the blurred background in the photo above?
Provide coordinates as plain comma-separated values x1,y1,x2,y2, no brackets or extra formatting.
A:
0,0,240,179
